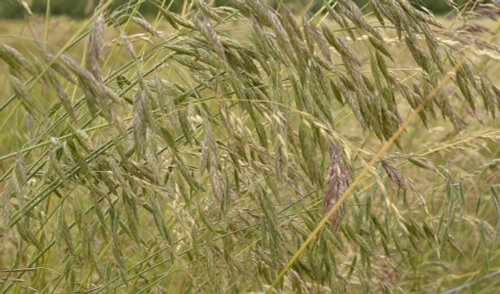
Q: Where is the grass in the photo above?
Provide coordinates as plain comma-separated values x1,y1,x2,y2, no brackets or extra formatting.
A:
0,0,499,293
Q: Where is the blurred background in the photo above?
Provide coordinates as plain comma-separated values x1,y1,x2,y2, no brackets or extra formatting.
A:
0,0,488,19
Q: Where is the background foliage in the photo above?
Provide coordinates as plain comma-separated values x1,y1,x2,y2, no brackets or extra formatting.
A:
0,0,478,18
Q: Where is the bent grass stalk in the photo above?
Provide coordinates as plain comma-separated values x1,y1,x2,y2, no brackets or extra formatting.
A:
268,46,475,291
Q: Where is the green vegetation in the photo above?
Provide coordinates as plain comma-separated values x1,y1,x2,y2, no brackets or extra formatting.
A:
0,0,499,292
0,0,479,18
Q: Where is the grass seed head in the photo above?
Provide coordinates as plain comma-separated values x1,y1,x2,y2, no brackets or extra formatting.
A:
323,146,351,232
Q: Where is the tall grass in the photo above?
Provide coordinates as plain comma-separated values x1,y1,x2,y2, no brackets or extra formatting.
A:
0,0,499,292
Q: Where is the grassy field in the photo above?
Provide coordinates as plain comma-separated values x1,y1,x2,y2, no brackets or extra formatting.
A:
0,1,499,293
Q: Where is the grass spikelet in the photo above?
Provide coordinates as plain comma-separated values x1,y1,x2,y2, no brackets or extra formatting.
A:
229,0,250,15
120,29,138,60
478,78,496,118
56,208,74,254
60,54,91,80
14,151,27,199
313,25,331,61
157,78,180,127
133,90,147,159
269,12,297,66
322,26,360,66
8,75,41,119
109,205,128,284
49,149,66,182
381,159,407,191
86,11,105,79
368,36,393,60
131,16,160,37
71,127,92,151
194,17,227,62
404,33,432,74
0,44,36,75
250,15,268,51
155,3,178,29
40,49,75,83
302,17,316,54
156,4,194,29
281,11,308,68
195,0,224,23
46,71,77,121
245,0,273,27
148,193,172,244
17,221,45,251
455,63,476,111
338,0,382,40
370,0,385,27
282,6,301,40
323,146,351,232
325,3,355,39
60,53,112,116
370,0,403,38
66,138,91,176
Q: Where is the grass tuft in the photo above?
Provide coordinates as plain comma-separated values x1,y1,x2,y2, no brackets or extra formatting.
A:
0,0,498,292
